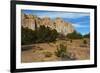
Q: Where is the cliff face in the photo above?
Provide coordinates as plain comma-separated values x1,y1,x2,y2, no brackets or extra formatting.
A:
21,14,75,35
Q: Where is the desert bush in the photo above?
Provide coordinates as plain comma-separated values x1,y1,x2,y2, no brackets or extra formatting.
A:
55,44,68,58
55,44,76,60
21,25,58,45
83,39,87,44
33,50,36,53
83,33,90,38
21,26,37,45
44,51,52,57
67,31,82,39
36,25,58,43
70,39,72,43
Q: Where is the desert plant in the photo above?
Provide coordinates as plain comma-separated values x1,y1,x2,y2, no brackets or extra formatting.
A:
83,33,90,38
67,31,82,39
21,26,37,45
33,50,36,53
44,51,52,57
21,25,58,45
55,44,76,60
70,39,72,43
83,39,87,44
55,44,67,58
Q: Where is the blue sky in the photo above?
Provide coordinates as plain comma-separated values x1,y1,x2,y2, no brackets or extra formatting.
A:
22,10,90,35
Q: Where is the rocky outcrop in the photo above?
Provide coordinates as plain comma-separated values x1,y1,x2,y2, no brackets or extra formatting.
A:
21,13,75,35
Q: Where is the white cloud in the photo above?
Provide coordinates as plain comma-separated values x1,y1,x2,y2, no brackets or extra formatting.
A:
33,11,90,19
72,23,89,28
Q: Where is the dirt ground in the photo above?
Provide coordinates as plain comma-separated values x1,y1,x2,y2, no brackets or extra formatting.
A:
21,39,90,63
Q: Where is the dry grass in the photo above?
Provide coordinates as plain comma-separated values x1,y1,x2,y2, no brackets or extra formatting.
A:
21,39,90,63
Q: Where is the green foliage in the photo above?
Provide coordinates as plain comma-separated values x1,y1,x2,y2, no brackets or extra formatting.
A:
21,27,37,45
55,44,67,58
21,25,58,45
67,31,82,39
83,33,90,38
55,44,76,60
35,25,58,43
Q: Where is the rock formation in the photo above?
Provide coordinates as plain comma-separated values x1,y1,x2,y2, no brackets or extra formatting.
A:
21,13,75,35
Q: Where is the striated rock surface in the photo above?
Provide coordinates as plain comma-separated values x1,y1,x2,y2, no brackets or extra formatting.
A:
21,13,75,35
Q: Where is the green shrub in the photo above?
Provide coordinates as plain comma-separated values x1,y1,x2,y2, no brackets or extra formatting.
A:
55,44,77,60
36,26,58,43
21,25,58,45
67,31,82,39
21,27,37,45
83,33,90,38
55,44,67,58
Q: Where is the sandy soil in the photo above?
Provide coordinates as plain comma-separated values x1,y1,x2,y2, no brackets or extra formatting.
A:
21,39,90,63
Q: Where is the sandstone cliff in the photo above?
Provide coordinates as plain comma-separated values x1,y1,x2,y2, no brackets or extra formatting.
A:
21,13,75,35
